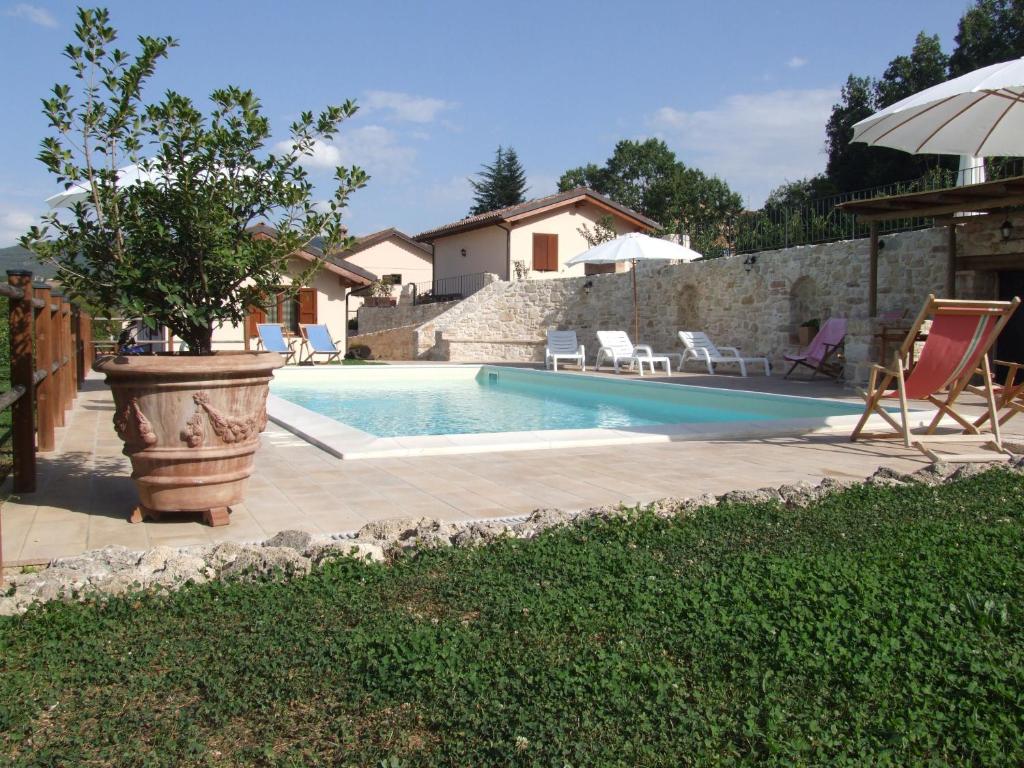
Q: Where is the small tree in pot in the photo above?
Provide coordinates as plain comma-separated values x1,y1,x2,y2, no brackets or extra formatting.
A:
22,7,368,525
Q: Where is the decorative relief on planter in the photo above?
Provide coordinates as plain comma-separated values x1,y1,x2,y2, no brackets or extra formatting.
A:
180,391,260,446
114,398,158,447
180,407,205,448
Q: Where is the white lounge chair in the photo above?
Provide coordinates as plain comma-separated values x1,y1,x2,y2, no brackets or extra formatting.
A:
595,331,675,376
678,331,771,377
546,330,585,371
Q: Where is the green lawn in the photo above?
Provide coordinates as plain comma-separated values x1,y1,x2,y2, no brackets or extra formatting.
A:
1,470,1023,766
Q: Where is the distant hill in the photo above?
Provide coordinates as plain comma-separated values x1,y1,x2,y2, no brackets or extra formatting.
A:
0,245,58,280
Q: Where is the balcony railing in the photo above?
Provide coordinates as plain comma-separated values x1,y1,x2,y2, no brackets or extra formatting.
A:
696,158,1024,257
411,272,488,305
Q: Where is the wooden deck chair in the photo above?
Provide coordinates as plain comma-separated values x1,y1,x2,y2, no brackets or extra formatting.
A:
299,323,343,365
969,360,1024,430
850,294,1020,462
255,323,296,364
783,318,847,380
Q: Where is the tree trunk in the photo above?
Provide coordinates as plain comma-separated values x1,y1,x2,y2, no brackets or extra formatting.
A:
184,325,215,355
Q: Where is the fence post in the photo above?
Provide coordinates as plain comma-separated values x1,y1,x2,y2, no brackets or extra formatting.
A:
8,271,36,493
33,283,55,453
51,293,65,428
74,309,90,388
60,297,75,407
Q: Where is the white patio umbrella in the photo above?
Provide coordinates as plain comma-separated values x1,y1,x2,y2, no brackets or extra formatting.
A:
45,160,254,209
45,162,167,209
565,232,702,341
851,56,1024,185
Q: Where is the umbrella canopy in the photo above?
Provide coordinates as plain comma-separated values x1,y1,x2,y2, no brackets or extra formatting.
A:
45,163,166,209
565,233,703,341
851,56,1024,159
45,161,255,209
564,232,703,267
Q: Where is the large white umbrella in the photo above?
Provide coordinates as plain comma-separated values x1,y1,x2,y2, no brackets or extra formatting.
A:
851,56,1024,184
45,160,254,209
45,163,166,209
565,232,702,341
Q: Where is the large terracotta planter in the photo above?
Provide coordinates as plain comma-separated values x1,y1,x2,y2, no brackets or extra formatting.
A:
93,352,284,526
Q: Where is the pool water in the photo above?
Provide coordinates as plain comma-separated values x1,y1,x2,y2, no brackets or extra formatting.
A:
270,366,868,438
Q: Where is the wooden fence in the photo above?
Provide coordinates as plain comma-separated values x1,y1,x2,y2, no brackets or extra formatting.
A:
0,270,91,576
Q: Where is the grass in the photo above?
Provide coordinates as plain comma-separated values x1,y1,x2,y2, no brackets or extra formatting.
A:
1,470,1023,766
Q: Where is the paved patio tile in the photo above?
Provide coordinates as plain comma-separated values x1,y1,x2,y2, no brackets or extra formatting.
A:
2,370,1019,564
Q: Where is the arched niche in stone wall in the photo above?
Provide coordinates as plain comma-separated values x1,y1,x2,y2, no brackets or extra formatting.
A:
676,284,701,332
789,276,824,343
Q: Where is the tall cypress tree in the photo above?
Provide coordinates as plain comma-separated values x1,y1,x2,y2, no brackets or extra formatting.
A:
468,145,528,215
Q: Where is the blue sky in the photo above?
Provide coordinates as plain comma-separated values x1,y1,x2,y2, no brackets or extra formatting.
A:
1,0,972,245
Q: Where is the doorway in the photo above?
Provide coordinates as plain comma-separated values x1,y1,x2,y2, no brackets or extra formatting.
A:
996,270,1024,372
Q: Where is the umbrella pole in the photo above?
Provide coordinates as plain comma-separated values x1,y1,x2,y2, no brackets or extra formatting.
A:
632,258,639,342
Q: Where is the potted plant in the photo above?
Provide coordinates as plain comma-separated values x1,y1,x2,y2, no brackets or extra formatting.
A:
797,318,820,347
22,8,367,526
363,279,397,308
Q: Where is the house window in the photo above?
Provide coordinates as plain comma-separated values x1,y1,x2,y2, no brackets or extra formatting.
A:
585,262,616,276
532,233,558,271
265,292,299,333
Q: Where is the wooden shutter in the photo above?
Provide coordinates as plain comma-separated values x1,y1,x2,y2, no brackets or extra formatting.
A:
297,288,317,325
243,307,266,339
532,233,559,271
546,234,558,270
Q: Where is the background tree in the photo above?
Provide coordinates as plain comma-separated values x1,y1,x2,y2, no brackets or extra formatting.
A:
468,145,528,215
825,33,953,192
950,0,1024,75
558,139,742,257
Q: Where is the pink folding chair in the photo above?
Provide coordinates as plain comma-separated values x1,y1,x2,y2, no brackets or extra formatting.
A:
784,317,847,380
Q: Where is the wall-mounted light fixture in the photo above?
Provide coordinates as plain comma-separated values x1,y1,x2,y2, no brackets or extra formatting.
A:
460,248,467,257
743,254,758,273
582,279,594,295
1001,220,1014,241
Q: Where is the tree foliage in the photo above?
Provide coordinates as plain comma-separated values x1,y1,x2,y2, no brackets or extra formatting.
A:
577,214,618,247
22,7,367,354
558,139,743,258
822,1,1024,195
825,33,954,192
468,146,527,215
950,0,1024,75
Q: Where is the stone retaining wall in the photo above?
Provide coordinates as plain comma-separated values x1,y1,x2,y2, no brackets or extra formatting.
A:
356,298,459,336
355,218,1015,377
348,324,417,360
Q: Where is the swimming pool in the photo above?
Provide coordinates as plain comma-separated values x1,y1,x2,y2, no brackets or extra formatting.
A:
267,365,914,460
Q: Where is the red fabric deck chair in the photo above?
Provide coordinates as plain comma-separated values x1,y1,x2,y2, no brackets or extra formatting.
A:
851,294,1020,462
970,360,1024,430
784,317,847,380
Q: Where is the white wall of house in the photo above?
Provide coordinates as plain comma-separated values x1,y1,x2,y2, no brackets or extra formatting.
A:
431,225,508,281
345,237,433,316
207,258,351,353
430,202,648,282
510,202,642,279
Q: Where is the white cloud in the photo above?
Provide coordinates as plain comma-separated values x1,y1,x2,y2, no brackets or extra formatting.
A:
787,56,808,69
362,91,455,124
650,88,837,207
5,3,56,27
0,208,37,246
278,125,416,181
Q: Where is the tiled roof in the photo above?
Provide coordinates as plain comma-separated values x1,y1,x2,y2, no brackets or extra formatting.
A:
248,224,376,285
340,227,432,257
413,187,661,241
